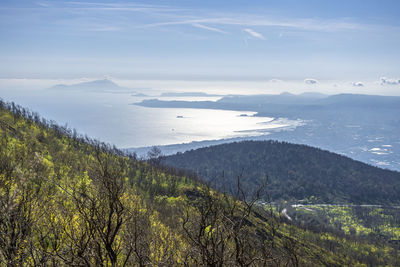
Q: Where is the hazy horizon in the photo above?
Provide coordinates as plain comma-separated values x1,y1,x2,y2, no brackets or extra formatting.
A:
1,77,400,97
1,0,400,96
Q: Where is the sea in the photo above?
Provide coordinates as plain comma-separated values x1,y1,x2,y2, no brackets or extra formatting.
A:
0,88,300,149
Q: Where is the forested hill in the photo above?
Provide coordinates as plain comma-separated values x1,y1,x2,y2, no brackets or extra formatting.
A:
161,141,400,204
2,100,400,266
0,100,338,266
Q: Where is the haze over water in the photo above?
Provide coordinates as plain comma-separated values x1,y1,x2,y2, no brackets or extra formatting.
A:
0,87,299,148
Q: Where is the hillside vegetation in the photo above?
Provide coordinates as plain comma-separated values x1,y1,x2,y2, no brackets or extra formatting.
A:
1,100,400,266
161,141,400,204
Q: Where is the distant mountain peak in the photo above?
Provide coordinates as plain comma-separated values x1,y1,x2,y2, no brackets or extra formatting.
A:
278,92,327,99
280,92,294,96
70,78,120,88
50,78,125,91
87,79,117,86
298,92,328,98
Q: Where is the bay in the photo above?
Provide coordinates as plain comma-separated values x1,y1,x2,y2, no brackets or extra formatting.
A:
0,89,298,148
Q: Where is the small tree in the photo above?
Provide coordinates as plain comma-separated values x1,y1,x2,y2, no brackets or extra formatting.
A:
147,147,162,165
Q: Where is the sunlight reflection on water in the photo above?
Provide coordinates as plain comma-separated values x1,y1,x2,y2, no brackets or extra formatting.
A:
0,89,301,148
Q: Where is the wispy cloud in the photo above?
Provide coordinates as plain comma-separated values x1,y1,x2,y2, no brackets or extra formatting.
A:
36,2,50,7
380,77,400,85
269,79,283,83
36,1,181,13
141,19,227,28
243,28,264,39
304,78,318,85
86,26,121,32
60,1,176,10
141,16,361,32
352,81,364,87
191,23,228,34
32,1,363,35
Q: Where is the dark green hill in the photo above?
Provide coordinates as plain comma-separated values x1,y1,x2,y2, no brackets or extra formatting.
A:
161,141,400,204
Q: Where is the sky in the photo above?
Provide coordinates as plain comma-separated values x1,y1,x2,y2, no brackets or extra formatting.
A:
1,0,400,94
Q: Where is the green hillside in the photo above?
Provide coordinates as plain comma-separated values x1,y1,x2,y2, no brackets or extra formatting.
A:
1,100,399,266
161,141,400,204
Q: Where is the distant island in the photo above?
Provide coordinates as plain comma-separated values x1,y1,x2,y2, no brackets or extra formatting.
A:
160,92,223,97
49,79,135,93
132,93,149,97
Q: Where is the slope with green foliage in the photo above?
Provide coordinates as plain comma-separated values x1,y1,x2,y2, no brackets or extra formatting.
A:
1,100,399,266
162,141,400,204
290,205,400,241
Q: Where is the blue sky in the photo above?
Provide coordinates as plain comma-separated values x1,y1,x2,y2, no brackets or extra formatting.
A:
1,0,400,83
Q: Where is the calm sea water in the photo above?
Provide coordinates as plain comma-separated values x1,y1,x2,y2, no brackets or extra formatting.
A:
0,89,296,148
